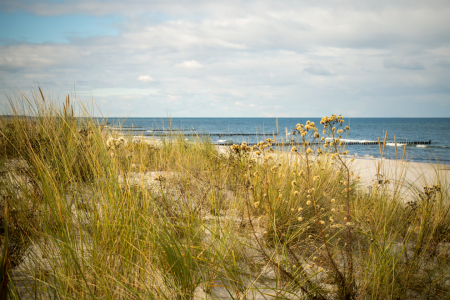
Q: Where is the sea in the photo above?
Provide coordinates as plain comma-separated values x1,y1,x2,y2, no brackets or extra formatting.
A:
105,118,450,165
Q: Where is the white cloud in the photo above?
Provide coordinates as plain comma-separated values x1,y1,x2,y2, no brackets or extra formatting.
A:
137,75,156,82
1,0,450,117
174,60,203,69
384,59,425,70
304,66,335,76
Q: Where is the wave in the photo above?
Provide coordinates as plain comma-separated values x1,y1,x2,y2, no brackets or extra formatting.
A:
386,142,407,146
325,138,377,143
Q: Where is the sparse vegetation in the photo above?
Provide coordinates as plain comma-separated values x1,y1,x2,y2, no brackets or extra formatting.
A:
0,87,449,299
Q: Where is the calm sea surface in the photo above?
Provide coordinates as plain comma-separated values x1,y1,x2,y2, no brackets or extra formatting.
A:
105,118,450,165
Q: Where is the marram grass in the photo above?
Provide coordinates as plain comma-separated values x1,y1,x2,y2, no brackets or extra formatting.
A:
0,88,449,299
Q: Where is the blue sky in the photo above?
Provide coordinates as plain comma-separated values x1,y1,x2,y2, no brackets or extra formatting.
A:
0,0,449,117
0,12,121,44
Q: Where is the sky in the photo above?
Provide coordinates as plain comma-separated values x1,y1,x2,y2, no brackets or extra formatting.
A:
1,0,450,117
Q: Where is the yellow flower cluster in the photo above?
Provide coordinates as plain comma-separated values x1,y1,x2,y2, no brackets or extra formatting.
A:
320,114,344,125
230,142,251,153
106,136,125,150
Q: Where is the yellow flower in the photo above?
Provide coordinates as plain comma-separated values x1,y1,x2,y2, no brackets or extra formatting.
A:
254,201,260,208
337,129,343,134
306,200,311,205
298,207,303,212
294,191,299,195
291,146,297,152
331,198,335,203
319,220,325,225
298,217,303,222
331,208,335,212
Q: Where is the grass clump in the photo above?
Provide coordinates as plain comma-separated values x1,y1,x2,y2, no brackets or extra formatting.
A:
0,88,449,299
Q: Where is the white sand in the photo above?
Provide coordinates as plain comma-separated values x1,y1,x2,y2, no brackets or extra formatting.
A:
350,157,449,187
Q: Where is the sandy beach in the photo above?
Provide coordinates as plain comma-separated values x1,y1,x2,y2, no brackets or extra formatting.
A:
218,144,449,195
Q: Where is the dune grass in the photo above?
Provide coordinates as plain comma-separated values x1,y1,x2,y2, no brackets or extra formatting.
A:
0,88,449,299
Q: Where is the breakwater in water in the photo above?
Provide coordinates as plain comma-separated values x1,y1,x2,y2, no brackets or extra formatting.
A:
104,117,450,164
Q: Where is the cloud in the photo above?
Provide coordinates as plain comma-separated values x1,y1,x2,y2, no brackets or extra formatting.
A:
1,0,450,117
137,75,156,82
384,59,425,70
174,60,203,69
303,66,335,76
435,60,450,68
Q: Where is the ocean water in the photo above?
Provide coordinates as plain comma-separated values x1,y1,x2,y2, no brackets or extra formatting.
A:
105,118,450,165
